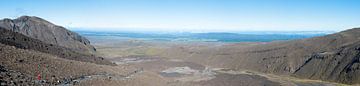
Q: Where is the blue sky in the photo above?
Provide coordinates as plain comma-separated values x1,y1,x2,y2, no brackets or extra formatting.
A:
0,0,359,32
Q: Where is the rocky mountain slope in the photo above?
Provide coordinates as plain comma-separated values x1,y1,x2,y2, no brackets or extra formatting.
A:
0,43,131,85
0,16,96,54
0,16,124,85
234,28,360,84
174,28,360,84
1,16,359,85
0,27,113,65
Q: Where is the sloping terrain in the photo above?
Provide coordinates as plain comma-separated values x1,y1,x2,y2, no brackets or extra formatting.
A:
0,16,96,54
93,28,360,85
0,27,113,65
0,43,135,85
0,16,125,85
91,39,344,86
0,64,35,85
159,28,360,84
1,16,359,85
226,28,360,84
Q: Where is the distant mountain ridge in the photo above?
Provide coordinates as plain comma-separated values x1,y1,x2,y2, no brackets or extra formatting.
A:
0,16,96,54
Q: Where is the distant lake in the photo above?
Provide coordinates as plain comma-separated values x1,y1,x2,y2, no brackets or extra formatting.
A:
75,30,334,42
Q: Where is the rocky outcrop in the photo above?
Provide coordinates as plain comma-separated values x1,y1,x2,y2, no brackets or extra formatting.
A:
0,16,95,54
0,16,113,65
290,28,360,84
0,27,113,65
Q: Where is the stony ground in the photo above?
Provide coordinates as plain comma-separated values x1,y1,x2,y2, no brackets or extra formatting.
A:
0,43,138,85
88,40,349,86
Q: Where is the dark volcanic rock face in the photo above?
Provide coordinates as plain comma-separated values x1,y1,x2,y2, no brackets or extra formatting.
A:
0,16,116,85
0,16,95,54
0,27,113,65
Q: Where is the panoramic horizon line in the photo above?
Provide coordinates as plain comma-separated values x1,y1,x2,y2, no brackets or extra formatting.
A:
68,26,343,32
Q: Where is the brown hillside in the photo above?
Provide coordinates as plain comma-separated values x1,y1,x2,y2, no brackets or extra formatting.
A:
0,27,113,65
189,28,360,84
0,16,96,54
0,43,132,85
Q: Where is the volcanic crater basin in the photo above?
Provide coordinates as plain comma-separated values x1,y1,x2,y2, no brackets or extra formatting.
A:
92,39,351,86
106,55,285,86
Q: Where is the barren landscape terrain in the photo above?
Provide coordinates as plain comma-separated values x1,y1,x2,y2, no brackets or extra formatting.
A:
1,16,360,86
88,37,350,86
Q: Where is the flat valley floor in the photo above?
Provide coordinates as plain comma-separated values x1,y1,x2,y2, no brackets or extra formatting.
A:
73,37,349,86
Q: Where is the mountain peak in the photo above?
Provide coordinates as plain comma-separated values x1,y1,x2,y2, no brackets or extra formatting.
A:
17,15,43,20
14,15,54,25
17,15,34,19
0,16,96,54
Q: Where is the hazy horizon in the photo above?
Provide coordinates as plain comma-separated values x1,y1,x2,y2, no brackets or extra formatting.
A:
70,27,338,33
1,0,360,32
